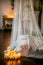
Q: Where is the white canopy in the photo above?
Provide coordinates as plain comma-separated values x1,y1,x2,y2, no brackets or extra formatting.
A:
9,0,43,52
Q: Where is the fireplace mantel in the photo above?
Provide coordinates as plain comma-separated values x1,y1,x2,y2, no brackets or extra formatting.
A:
3,16,13,29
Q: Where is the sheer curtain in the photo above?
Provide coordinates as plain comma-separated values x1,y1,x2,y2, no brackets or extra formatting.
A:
9,0,43,52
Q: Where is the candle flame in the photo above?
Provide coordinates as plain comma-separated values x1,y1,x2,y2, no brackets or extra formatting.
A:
7,11,14,18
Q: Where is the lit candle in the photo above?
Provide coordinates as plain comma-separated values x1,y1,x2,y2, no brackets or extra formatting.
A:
10,51,14,59
17,53,21,58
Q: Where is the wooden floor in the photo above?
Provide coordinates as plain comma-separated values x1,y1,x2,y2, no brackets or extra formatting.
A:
0,30,11,51
0,30,11,64
0,30,43,65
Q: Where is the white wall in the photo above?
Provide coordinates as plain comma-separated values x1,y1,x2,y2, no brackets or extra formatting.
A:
0,0,11,29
